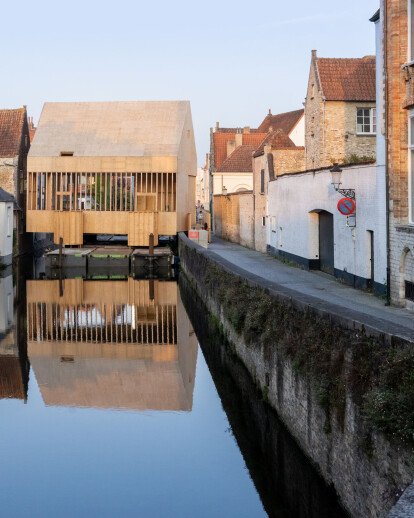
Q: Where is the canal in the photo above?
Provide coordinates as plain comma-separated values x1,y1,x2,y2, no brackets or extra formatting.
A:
0,260,348,517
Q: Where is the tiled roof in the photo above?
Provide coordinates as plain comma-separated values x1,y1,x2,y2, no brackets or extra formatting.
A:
216,145,256,173
257,109,304,134
253,129,296,157
0,108,25,157
213,132,267,169
317,57,376,101
215,127,258,133
0,186,14,202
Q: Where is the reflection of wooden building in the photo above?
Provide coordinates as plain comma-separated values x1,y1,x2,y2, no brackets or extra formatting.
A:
27,279,198,411
27,102,197,246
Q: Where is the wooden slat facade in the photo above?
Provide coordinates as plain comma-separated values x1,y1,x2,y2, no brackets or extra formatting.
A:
27,171,178,246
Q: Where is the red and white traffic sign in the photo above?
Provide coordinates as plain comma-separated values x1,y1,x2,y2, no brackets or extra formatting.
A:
337,197,355,216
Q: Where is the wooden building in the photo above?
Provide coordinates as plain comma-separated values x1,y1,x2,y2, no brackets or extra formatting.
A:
26,279,198,411
27,101,197,246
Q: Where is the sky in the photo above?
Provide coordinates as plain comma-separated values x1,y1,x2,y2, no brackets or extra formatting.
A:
2,0,379,166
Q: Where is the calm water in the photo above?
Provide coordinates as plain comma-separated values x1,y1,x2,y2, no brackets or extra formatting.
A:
0,260,348,517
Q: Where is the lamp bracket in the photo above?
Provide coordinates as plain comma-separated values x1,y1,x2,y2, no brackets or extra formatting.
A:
336,188,355,199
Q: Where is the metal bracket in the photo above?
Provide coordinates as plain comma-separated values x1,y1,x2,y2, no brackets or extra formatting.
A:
336,188,355,200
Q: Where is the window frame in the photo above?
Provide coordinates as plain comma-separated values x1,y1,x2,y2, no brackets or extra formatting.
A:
356,107,376,135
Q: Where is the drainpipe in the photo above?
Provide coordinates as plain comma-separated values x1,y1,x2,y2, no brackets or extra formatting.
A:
384,0,391,306
322,97,326,166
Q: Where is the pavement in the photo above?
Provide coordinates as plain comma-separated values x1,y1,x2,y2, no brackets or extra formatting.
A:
203,236,414,343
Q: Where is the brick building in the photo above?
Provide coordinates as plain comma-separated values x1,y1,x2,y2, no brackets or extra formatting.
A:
0,107,31,256
380,0,414,307
305,52,377,169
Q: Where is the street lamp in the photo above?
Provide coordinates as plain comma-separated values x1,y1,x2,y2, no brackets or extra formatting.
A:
330,163,355,200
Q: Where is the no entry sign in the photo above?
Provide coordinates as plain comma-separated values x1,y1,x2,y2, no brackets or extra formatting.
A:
337,197,355,216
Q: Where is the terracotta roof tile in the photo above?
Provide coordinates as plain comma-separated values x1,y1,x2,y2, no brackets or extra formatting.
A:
0,108,25,157
253,129,296,157
216,145,256,173
212,132,267,169
317,57,376,101
257,109,304,134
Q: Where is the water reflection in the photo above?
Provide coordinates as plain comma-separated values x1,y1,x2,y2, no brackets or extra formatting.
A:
180,275,349,518
27,278,198,411
0,265,29,402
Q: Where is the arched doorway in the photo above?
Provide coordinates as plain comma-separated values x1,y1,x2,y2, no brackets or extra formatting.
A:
318,210,334,275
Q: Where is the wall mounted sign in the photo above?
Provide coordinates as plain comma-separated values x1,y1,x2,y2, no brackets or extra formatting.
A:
337,197,356,216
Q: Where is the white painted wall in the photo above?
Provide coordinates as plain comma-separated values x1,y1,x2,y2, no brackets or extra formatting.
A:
0,273,13,334
289,115,305,147
267,164,387,288
212,172,253,195
0,201,14,263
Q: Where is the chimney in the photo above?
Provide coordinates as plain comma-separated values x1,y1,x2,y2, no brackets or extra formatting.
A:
311,49,317,60
243,126,250,134
235,133,243,147
268,109,272,116
227,140,236,157
216,122,220,130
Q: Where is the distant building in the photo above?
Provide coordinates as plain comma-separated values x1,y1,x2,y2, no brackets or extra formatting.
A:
28,116,36,143
27,101,197,246
305,51,376,169
213,145,256,195
0,107,31,256
257,108,305,147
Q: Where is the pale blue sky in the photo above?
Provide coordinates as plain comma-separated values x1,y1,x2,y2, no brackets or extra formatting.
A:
2,0,379,165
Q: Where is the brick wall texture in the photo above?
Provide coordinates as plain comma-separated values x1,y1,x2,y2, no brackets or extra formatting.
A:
213,192,253,248
305,61,376,169
386,0,414,305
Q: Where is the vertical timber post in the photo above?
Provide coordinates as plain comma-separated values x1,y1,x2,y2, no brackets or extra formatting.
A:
58,237,63,268
149,233,154,256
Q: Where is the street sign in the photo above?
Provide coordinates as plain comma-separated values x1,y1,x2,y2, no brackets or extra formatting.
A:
337,197,355,216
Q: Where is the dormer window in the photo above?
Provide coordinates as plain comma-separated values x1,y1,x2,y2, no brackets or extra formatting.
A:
60,151,74,156
356,108,376,134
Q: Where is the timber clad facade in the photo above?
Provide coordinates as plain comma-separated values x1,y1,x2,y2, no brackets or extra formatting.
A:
27,101,197,246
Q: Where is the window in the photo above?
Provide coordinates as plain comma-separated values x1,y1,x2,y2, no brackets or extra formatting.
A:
60,151,74,156
262,216,266,226
271,217,276,232
7,207,12,236
356,108,376,134
409,111,414,223
260,169,264,194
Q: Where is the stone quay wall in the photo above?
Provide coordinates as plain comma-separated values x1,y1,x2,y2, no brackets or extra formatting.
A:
178,233,414,518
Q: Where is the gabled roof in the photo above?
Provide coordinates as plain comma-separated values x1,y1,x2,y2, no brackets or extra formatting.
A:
216,145,255,173
0,186,14,202
0,108,26,157
316,56,376,101
212,132,267,169
30,101,192,157
257,109,304,134
253,129,297,157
